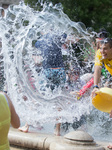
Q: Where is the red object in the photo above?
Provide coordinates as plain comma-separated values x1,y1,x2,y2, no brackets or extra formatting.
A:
79,78,94,96
97,38,103,41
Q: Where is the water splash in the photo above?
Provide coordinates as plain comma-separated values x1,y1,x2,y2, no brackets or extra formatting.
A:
0,1,95,127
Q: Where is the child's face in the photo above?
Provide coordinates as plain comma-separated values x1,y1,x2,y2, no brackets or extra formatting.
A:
69,72,79,81
100,43,112,60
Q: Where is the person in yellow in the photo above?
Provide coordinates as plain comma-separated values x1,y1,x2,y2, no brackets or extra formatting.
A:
0,92,20,150
92,38,112,92
91,38,112,149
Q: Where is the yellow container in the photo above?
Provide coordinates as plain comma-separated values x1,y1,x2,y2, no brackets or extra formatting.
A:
92,87,112,113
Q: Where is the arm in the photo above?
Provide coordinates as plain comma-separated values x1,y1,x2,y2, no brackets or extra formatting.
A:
93,49,103,87
5,93,20,128
91,65,102,98
94,65,102,86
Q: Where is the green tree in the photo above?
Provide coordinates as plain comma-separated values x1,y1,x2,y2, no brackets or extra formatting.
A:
24,0,112,35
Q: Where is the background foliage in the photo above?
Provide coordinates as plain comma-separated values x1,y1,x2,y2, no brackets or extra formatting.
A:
24,0,112,35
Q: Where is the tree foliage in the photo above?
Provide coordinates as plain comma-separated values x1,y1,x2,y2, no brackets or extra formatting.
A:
24,0,112,35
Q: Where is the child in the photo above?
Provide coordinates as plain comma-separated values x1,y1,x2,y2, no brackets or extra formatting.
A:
0,92,20,149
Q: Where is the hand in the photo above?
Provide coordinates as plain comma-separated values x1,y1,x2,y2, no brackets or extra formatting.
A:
91,88,99,99
70,91,77,95
70,91,81,99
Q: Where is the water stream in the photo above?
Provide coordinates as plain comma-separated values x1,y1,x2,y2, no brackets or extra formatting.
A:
0,1,112,142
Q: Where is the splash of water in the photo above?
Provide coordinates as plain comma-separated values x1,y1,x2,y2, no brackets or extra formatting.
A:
0,1,96,127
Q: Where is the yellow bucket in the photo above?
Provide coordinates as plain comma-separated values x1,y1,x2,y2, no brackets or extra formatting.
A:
92,87,112,113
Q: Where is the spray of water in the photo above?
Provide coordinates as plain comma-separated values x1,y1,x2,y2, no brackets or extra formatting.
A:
0,1,97,128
